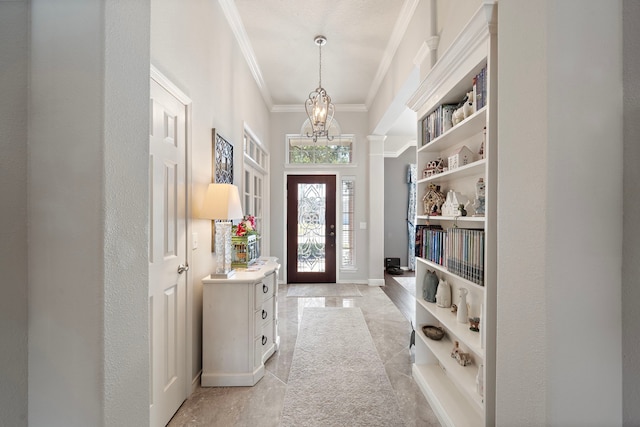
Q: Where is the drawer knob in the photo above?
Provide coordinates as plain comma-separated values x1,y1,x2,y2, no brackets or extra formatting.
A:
262,335,267,345
262,309,268,319
263,284,268,293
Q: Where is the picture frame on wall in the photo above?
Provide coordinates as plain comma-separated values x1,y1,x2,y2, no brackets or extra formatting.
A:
213,128,233,184
211,128,234,252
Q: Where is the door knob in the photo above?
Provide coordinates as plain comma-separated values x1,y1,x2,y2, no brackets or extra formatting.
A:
177,263,189,274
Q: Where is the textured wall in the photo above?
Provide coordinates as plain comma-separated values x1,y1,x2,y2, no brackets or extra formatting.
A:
496,2,548,423
29,0,150,425
0,1,28,425
498,1,623,424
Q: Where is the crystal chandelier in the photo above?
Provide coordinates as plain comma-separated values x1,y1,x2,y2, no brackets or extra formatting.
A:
305,35,335,142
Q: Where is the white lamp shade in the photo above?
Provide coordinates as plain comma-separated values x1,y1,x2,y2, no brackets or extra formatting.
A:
200,183,244,220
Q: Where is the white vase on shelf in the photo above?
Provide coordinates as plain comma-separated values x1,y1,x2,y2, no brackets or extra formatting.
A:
456,288,468,323
436,279,451,308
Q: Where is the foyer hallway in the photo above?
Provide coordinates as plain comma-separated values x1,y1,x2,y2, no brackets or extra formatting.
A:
167,277,438,426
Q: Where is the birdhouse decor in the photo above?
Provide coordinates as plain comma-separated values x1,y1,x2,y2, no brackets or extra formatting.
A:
422,157,446,178
441,190,470,217
422,184,446,216
448,145,475,170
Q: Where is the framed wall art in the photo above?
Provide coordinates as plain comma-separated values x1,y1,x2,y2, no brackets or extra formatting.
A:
213,128,233,184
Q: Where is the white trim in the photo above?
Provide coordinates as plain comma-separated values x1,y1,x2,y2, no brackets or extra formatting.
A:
285,133,356,167
407,1,496,115
384,139,417,158
365,0,421,107
218,0,273,109
368,278,385,287
150,65,194,399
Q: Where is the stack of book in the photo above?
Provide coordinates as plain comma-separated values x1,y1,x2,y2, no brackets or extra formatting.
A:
446,228,484,286
415,225,485,286
421,104,457,145
473,65,488,111
415,225,445,266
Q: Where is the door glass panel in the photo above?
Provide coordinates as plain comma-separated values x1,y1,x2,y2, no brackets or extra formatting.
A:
297,183,326,272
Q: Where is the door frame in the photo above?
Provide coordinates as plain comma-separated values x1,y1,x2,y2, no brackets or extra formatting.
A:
150,65,194,398
283,171,339,284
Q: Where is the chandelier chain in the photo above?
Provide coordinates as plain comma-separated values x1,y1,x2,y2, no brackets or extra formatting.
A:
318,42,322,88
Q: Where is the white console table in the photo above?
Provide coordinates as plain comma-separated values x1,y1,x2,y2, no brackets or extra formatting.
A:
201,257,280,386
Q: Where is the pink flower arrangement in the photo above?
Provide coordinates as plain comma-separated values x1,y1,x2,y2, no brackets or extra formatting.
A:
233,215,258,236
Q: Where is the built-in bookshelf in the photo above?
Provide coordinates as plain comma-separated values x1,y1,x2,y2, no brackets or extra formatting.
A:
408,3,497,426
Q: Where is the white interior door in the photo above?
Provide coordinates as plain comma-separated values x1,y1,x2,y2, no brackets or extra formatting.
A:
149,77,188,427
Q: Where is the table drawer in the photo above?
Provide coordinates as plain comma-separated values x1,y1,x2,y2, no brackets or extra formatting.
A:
254,278,274,309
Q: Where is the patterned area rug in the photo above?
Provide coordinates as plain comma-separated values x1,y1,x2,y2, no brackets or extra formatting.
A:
392,276,416,296
280,307,403,427
286,283,362,297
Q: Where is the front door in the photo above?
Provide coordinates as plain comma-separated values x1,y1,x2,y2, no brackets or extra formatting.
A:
287,175,336,283
149,76,188,426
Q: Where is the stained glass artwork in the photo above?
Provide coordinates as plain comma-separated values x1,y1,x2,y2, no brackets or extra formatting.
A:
213,129,233,184
297,183,326,272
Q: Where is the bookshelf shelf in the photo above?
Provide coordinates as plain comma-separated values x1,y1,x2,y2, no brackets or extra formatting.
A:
409,2,497,426
417,298,483,357
417,257,485,292
412,364,483,427
418,159,486,185
416,215,485,224
419,107,487,154
416,328,484,411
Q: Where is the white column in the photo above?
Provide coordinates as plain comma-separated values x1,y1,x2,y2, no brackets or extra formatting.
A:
29,1,150,425
367,135,386,286
497,1,622,425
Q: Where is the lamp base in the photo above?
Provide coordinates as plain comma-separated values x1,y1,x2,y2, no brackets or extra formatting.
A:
210,269,236,279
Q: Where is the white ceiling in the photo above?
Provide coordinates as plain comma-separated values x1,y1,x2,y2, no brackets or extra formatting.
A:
220,0,419,143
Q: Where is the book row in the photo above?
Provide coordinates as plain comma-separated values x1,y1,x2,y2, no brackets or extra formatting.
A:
415,225,485,286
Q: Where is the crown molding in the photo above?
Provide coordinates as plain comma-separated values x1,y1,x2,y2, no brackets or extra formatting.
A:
407,1,496,115
383,139,417,158
218,0,274,110
365,0,420,107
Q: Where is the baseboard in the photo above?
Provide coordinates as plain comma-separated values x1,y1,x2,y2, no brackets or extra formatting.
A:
192,370,202,393
368,278,385,287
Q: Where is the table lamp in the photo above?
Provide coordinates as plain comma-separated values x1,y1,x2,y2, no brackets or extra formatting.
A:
200,183,244,277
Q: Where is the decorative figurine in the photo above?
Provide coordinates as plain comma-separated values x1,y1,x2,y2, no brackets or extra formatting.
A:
469,317,480,332
435,279,451,308
456,288,469,324
423,270,439,303
422,184,446,216
441,190,470,217
458,204,467,217
473,178,485,217
451,341,472,367
423,158,446,178
478,127,486,160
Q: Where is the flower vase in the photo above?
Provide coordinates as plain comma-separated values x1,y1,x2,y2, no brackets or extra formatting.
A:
456,288,468,323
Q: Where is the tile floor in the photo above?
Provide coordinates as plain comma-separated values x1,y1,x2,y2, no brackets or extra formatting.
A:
168,282,439,426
